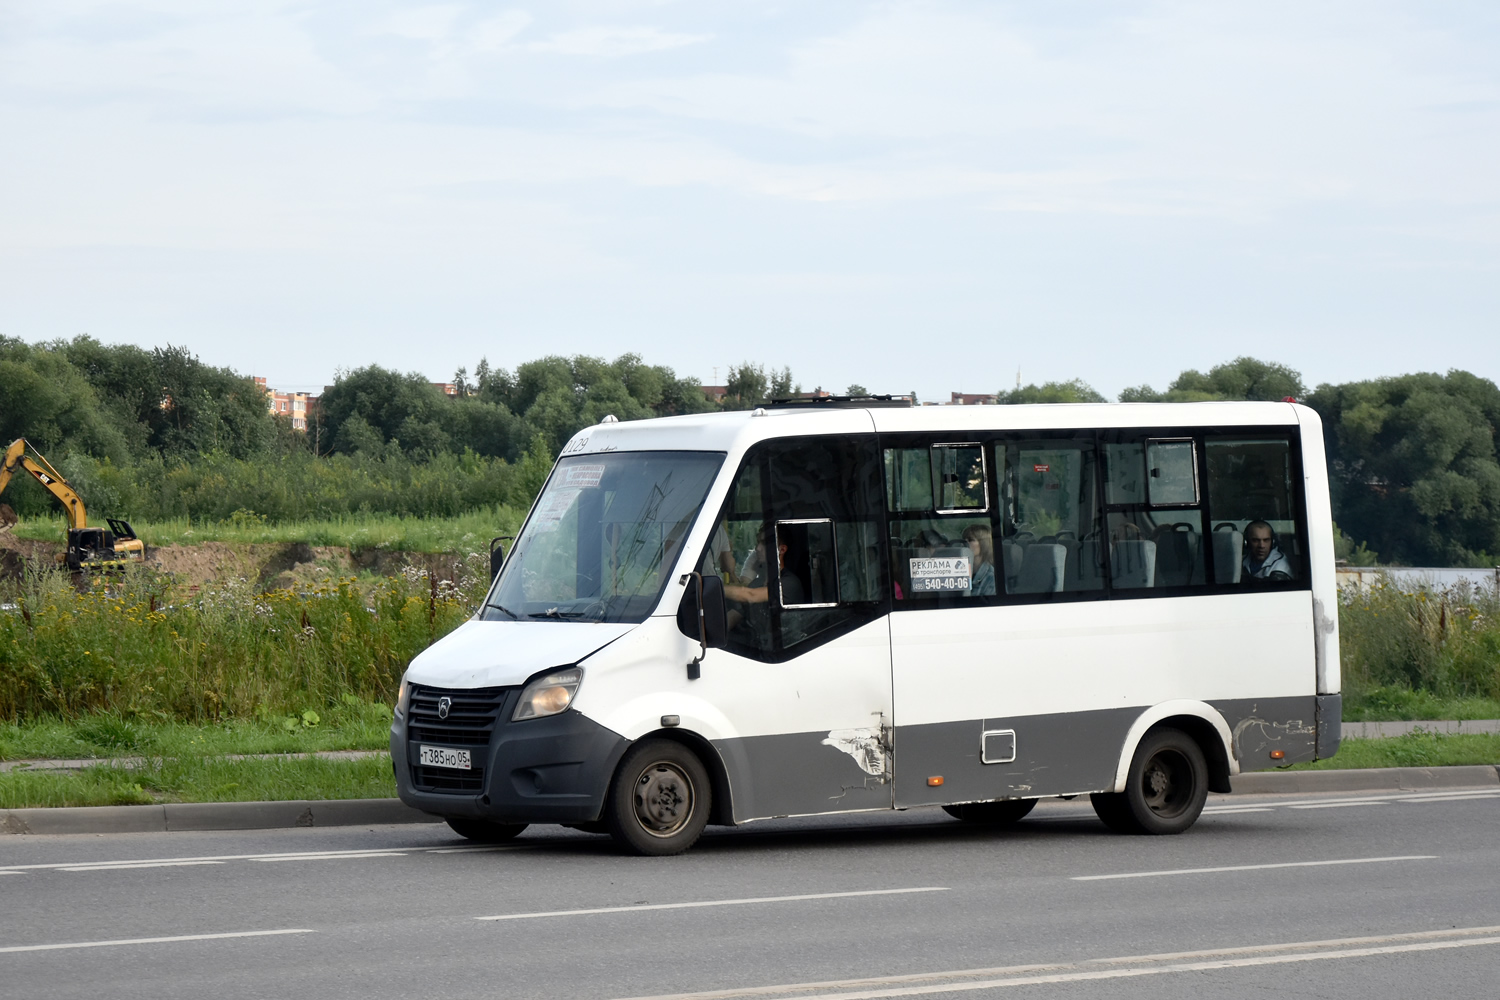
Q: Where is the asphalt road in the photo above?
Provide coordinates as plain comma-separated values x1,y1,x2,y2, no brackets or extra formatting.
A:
3,786,1499,1000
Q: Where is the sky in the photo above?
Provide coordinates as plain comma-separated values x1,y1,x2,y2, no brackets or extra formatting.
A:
2,1,1497,401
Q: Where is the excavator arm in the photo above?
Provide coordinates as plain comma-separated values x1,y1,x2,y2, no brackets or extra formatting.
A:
0,438,89,531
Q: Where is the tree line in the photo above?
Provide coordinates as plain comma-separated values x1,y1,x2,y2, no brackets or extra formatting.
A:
1,337,1496,567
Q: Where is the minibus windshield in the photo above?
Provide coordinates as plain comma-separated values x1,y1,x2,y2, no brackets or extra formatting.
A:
481,451,724,624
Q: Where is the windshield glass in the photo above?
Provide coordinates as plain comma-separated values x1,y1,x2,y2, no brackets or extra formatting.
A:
482,451,724,624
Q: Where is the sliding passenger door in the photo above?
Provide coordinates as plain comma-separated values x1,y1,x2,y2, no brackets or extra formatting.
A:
888,433,1115,807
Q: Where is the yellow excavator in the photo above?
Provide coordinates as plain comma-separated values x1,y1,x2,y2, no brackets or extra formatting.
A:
0,438,146,572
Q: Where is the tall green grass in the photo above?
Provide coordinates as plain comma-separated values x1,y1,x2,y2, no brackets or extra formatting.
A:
9,504,526,554
0,564,490,723
1339,579,1500,715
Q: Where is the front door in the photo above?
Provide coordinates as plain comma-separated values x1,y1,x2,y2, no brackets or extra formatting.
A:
694,432,895,822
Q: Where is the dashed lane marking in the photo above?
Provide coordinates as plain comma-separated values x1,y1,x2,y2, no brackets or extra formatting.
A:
475,887,950,922
1071,855,1436,881
62,861,226,872
0,929,314,955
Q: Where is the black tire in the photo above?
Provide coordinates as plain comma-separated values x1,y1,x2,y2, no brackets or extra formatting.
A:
605,739,711,856
1092,727,1208,835
942,799,1037,826
444,817,528,843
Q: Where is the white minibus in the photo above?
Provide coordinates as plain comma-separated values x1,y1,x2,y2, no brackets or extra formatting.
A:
392,399,1341,855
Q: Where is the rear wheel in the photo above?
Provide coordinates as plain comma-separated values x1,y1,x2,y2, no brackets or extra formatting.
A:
605,739,711,856
1091,727,1208,835
942,799,1037,826
444,817,528,843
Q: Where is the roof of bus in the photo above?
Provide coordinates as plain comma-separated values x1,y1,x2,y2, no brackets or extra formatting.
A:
559,401,1311,458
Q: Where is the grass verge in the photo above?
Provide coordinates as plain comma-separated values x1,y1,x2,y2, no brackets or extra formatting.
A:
0,755,396,809
1291,730,1500,771
9,505,524,554
0,701,393,762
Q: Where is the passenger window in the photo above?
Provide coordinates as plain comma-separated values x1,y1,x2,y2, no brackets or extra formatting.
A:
933,443,986,511
1204,436,1303,585
886,440,996,604
701,436,885,660
1103,433,1206,591
999,439,1104,595
1146,439,1198,505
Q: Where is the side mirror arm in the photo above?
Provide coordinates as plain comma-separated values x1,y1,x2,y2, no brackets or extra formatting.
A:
680,571,707,680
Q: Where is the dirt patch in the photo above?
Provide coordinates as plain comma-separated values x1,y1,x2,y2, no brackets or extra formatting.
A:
0,533,472,591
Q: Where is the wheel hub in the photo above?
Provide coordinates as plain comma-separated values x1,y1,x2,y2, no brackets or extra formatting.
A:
633,763,693,837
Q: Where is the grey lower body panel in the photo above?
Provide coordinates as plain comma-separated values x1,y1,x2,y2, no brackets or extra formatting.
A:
891,696,1324,808
391,710,629,825
712,732,893,824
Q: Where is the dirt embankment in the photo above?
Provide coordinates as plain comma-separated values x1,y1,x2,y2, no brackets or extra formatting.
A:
0,532,472,590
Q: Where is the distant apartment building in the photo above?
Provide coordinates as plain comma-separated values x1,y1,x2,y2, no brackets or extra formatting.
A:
254,376,311,431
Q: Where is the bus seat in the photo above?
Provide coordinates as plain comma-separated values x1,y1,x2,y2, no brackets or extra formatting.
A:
1112,539,1156,588
1212,529,1242,584
1153,523,1200,587
1013,543,1065,593
1001,539,1024,591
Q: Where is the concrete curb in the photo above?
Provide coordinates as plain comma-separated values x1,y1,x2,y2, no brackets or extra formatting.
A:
4,765,1498,835
1,798,440,836
1232,763,1500,795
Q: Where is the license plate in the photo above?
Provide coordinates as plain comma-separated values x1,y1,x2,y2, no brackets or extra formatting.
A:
417,745,471,770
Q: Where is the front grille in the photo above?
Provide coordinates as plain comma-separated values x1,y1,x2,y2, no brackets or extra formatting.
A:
407,685,511,794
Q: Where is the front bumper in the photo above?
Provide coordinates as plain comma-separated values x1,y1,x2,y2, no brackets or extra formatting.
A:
392,704,630,825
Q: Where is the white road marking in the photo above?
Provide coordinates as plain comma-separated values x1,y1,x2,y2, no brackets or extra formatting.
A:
1200,807,1275,814
1397,792,1500,803
0,929,314,955
612,926,1500,1000
1072,855,1435,881
62,861,226,872
1290,801,1389,809
254,853,406,862
476,887,950,922
0,846,445,872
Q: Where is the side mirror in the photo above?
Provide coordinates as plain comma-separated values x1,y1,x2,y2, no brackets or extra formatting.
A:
677,573,728,679
489,536,512,583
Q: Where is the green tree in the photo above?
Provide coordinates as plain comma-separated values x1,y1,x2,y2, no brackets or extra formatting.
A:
995,379,1107,404
1126,357,1306,404
318,366,452,457
1308,371,1500,566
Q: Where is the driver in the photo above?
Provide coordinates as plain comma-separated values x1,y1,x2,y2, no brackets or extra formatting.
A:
1243,520,1294,581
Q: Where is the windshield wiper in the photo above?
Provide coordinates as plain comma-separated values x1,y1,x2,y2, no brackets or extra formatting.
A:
484,602,521,620
528,607,587,619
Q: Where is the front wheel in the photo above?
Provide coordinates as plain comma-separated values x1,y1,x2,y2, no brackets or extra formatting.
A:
445,817,528,843
1091,727,1208,835
605,739,711,856
942,799,1037,826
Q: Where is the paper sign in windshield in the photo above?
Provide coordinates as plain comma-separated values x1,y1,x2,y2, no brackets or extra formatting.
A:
909,556,972,593
563,464,605,489
532,488,580,532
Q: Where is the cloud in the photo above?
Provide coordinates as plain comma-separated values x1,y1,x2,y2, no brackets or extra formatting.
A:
527,25,710,57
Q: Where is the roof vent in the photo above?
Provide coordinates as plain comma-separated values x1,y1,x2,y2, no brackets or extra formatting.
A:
751,407,767,417
600,414,619,424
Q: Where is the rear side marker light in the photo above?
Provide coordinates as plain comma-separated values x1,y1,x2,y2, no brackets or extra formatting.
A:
1270,750,1285,759
927,776,944,787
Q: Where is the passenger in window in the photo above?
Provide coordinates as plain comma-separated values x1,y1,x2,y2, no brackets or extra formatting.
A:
1243,520,1295,582
724,524,806,615
708,522,743,584
962,524,996,596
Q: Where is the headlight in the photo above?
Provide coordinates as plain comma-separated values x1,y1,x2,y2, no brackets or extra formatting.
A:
395,675,411,718
513,667,583,721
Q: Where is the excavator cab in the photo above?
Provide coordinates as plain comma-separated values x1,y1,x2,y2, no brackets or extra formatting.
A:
66,527,116,572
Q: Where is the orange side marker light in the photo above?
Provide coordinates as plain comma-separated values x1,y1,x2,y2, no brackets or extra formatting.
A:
1269,750,1285,760
927,776,944,787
